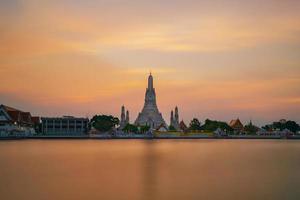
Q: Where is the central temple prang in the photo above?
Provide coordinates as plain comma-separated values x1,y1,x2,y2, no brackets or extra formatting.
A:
134,73,167,129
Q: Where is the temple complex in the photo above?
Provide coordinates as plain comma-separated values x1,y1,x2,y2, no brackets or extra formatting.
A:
134,73,167,129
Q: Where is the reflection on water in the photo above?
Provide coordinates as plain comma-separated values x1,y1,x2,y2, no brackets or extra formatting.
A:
0,140,300,200
142,141,157,200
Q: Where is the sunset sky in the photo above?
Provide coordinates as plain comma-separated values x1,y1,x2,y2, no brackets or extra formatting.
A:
1,0,300,126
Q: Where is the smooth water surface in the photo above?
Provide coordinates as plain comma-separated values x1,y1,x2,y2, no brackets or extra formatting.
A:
0,140,299,200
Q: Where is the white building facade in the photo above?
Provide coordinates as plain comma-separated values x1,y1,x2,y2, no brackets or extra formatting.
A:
41,116,89,135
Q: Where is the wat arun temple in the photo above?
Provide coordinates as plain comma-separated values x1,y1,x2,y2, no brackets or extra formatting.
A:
135,73,167,129
120,73,180,130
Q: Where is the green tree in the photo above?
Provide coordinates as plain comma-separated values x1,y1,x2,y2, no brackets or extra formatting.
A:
34,123,42,134
285,121,300,133
201,119,233,133
168,125,176,131
244,121,258,135
189,118,202,131
123,124,138,133
263,120,300,133
140,125,150,133
91,115,119,132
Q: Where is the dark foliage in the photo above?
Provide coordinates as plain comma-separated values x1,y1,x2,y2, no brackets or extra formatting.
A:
189,118,202,131
168,125,176,131
140,125,150,133
201,119,233,132
244,122,259,135
262,120,300,133
91,115,119,132
123,123,139,133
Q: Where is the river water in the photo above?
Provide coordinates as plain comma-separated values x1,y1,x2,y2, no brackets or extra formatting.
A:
0,140,299,200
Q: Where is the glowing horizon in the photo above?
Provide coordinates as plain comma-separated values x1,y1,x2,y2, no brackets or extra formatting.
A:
1,0,300,126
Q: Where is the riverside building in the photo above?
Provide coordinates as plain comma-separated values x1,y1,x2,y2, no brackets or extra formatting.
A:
0,104,36,136
41,116,89,135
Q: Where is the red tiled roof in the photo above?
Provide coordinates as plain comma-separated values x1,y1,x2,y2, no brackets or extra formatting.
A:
1,104,21,112
1,105,33,125
21,112,32,124
31,116,40,124
229,118,243,128
7,110,21,122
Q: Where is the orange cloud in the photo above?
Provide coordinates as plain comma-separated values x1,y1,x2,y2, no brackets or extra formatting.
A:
1,0,300,125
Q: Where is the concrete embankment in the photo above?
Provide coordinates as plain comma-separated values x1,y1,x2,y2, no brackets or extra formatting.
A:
1,135,300,140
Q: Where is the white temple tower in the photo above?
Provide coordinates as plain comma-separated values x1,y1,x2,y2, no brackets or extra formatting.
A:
134,73,167,129
170,106,180,130
120,105,130,129
120,105,126,128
